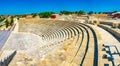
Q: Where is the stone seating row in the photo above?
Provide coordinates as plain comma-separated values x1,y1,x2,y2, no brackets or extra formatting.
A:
38,23,98,66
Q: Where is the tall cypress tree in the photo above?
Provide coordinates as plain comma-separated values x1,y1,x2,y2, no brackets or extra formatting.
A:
10,17,14,26
5,20,9,28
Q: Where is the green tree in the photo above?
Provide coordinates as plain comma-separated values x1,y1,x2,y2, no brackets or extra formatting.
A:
88,11,94,15
0,17,5,22
75,11,78,14
113,10,117,13
22,14,27,18
5,20,9,28
98,12,102,14
94,12,97,14
10,17,14,26
60,10,72,15
17,17,19,20
77,10,85,16
39,12,55,18
31,13,37,18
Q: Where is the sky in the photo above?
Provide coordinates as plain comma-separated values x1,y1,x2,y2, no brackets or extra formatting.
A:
0,0,120,15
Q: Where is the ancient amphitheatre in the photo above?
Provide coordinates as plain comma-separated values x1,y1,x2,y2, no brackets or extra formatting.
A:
0,14,120,66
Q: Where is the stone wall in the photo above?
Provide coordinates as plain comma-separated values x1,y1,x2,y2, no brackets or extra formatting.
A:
100,21,113,26
0,51,17,66
98,24,120,38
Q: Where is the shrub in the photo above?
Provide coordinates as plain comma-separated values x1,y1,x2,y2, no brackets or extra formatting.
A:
39,12,55,18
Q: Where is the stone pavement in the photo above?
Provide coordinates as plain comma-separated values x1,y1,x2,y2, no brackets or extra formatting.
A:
89,24,120,66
